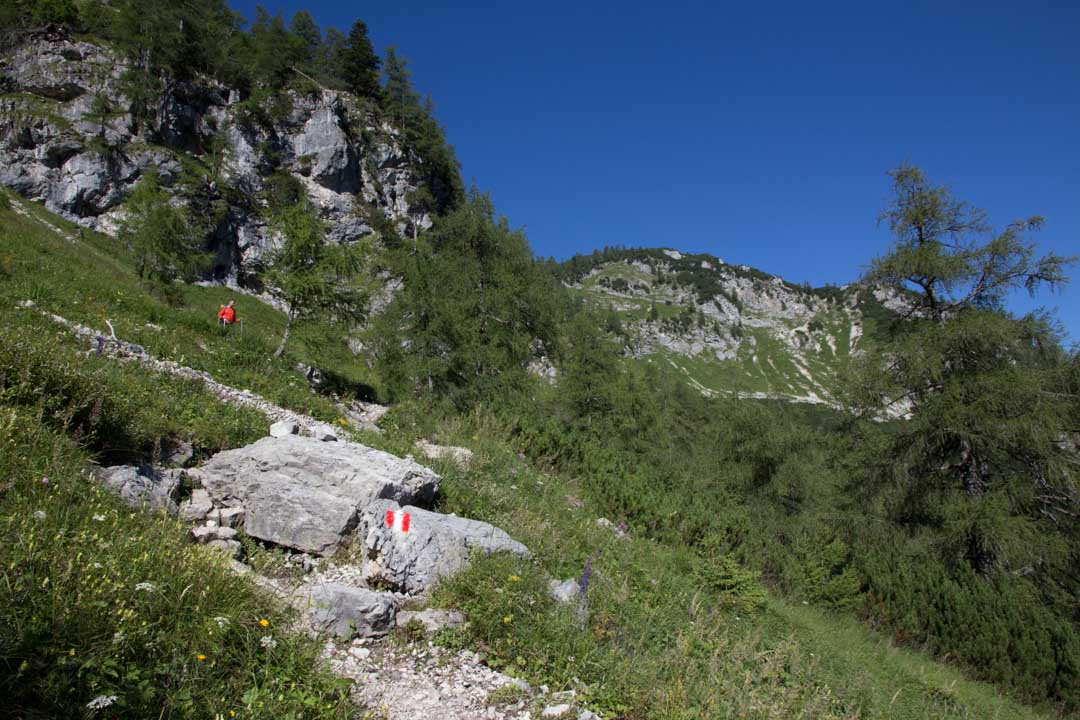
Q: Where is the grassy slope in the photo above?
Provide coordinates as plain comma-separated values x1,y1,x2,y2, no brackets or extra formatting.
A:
0,193,1057,719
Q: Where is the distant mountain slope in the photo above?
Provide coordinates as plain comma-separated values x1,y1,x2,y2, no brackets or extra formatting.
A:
557,247,906,403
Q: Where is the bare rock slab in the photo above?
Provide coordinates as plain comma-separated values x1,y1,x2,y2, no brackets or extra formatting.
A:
361,500,530,594
300,583,396,639
198,435,440,555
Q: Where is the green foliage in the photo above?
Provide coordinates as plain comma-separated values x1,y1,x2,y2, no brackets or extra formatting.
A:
860,542,1080,706
341,19,380,98
263,196,368,358
373,189,558,404
0,311,264,464
0,405,351,718
117,171,208,282
693,551,767,613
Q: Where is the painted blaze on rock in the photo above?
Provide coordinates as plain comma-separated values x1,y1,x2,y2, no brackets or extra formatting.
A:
361,500,531,594
198,435,440,555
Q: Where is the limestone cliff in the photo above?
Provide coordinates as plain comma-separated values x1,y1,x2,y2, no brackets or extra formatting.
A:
563,248,906,404
0,26,433,284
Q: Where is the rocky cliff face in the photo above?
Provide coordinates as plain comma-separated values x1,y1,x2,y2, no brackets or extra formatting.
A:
0,27,431,283
568,248,901,404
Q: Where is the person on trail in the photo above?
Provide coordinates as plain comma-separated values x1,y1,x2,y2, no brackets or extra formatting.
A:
218,299,237,326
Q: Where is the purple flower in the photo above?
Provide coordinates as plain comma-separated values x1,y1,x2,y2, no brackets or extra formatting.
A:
96,336,104,355
40,476,49,485
580,552,599,595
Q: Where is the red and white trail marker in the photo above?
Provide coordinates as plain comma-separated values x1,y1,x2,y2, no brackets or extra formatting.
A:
385,509,411,533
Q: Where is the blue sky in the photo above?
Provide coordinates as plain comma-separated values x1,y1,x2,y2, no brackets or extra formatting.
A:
231,0,1079,341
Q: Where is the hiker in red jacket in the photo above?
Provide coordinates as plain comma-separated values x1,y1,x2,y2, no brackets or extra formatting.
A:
218,299,237,326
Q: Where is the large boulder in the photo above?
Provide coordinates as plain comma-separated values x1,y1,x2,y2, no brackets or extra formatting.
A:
361,500,531,594
300,583,396,639
198,435,440,556
98,465,183,514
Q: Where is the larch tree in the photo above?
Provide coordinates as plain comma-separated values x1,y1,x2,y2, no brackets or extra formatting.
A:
264,198,367,358
848,164,1077,576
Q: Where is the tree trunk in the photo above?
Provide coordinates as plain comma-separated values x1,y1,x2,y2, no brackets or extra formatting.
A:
274,312,294,358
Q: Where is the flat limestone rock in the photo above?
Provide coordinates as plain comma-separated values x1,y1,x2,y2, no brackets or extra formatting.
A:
361,500,530,594
198,435,440,556
300,583,396,639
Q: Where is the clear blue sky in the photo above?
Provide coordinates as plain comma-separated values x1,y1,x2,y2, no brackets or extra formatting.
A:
232,0,1080,341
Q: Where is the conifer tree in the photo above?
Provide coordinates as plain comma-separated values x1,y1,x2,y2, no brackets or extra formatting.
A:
849,164,1077,575
289,10,322,67
117,171,205,282
264,199,367,358
340,19,380,98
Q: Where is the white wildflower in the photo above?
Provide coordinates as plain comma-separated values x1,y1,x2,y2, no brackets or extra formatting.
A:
33,510,46,520
111,631,125,645
213,616,230,629
134,582,157,592
260,634,278,649
92,514,106,522
86,694,118,711
92,562,103,569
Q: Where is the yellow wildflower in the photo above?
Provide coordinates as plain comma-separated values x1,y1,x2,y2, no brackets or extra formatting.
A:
196,653,207,662
258,618,269,628
502,615,513,624
508,575,521,582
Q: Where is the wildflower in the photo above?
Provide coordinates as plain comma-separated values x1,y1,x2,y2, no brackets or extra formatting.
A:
33,510,46,520
196,653,207,662
93,562,103,569
69,648,76,656
580,552,599,595
92,514,106,522
502,615,513,624
509,575,521,583
230,711,237,718
258,618,269,628
134,582,157,592
260,635,277,649
86,695,117,711
111,631,126,645
41,476,49,485
213,616,230,629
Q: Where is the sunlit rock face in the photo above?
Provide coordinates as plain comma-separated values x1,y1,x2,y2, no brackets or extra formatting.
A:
0,27,433,283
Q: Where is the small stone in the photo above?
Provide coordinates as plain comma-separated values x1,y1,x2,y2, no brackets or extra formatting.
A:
218,506,245,528
310,424,339,442
190,524,237,544
206,539,242,559
179,488,213,522
577,711,600,720
270,420,299,438
542,705,572,718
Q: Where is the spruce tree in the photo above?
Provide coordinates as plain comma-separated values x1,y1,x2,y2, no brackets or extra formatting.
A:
340,19,380,98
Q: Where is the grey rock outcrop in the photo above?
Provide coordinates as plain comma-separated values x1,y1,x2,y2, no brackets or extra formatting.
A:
198,435,440,555
179,488,214,522
361,500,531,594
0,28,434,282
301,583,396,639
97,465,183,514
